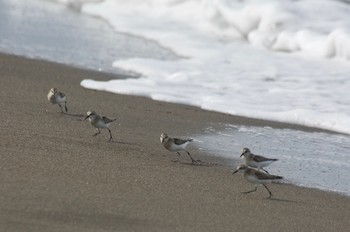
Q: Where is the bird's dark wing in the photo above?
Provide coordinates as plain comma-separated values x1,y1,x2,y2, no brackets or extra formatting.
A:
58,92,66,98
253,154,278,162
173,138,192,145
102,116,116,124
254,170,282,180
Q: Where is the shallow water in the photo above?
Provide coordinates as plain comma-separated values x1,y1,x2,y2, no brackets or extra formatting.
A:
193,124,350,196
0,0,177,75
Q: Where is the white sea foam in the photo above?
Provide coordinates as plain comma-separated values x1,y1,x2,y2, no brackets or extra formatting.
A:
77,0,350,134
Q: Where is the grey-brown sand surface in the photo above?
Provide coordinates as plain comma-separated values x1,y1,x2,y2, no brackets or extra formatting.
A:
0,53,349,231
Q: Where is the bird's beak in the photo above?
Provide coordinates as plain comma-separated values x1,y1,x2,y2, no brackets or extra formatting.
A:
85,115,90,120
232,169,239,175
240,153,244,157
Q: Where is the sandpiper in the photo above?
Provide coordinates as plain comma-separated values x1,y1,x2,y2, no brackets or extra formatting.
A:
160,133,199,164
85,111,116,141
240,148,278,174
47,88,68,113
232,164,282,198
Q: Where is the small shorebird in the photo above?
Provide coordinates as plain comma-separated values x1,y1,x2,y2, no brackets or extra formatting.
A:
47,88,68,113
160,133,199,164
232,164,283,198
85,111,116,141
240,148,278,174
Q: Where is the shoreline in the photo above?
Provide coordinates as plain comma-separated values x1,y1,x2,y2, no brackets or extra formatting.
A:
1,53,349,231
3,52,346,136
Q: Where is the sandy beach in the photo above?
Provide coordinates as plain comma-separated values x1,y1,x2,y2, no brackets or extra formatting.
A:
0,53,349,231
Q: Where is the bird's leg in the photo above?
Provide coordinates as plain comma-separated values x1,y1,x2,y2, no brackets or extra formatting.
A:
263,184,272,199
58,104,64,113
171,152,181,163
64,101,68,112
242,186,258,194
186,151,200,164
93,129,101,136
107,128,113,141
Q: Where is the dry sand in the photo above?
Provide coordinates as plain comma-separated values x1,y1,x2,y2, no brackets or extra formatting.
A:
0,53,349,231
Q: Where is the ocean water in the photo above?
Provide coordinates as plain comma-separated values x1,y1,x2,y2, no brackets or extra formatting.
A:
1,0,349,196
78,0,350,135
194,124,350,196
0,0,177,75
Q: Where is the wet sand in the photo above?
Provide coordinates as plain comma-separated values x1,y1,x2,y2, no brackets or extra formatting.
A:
0,53,349,231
